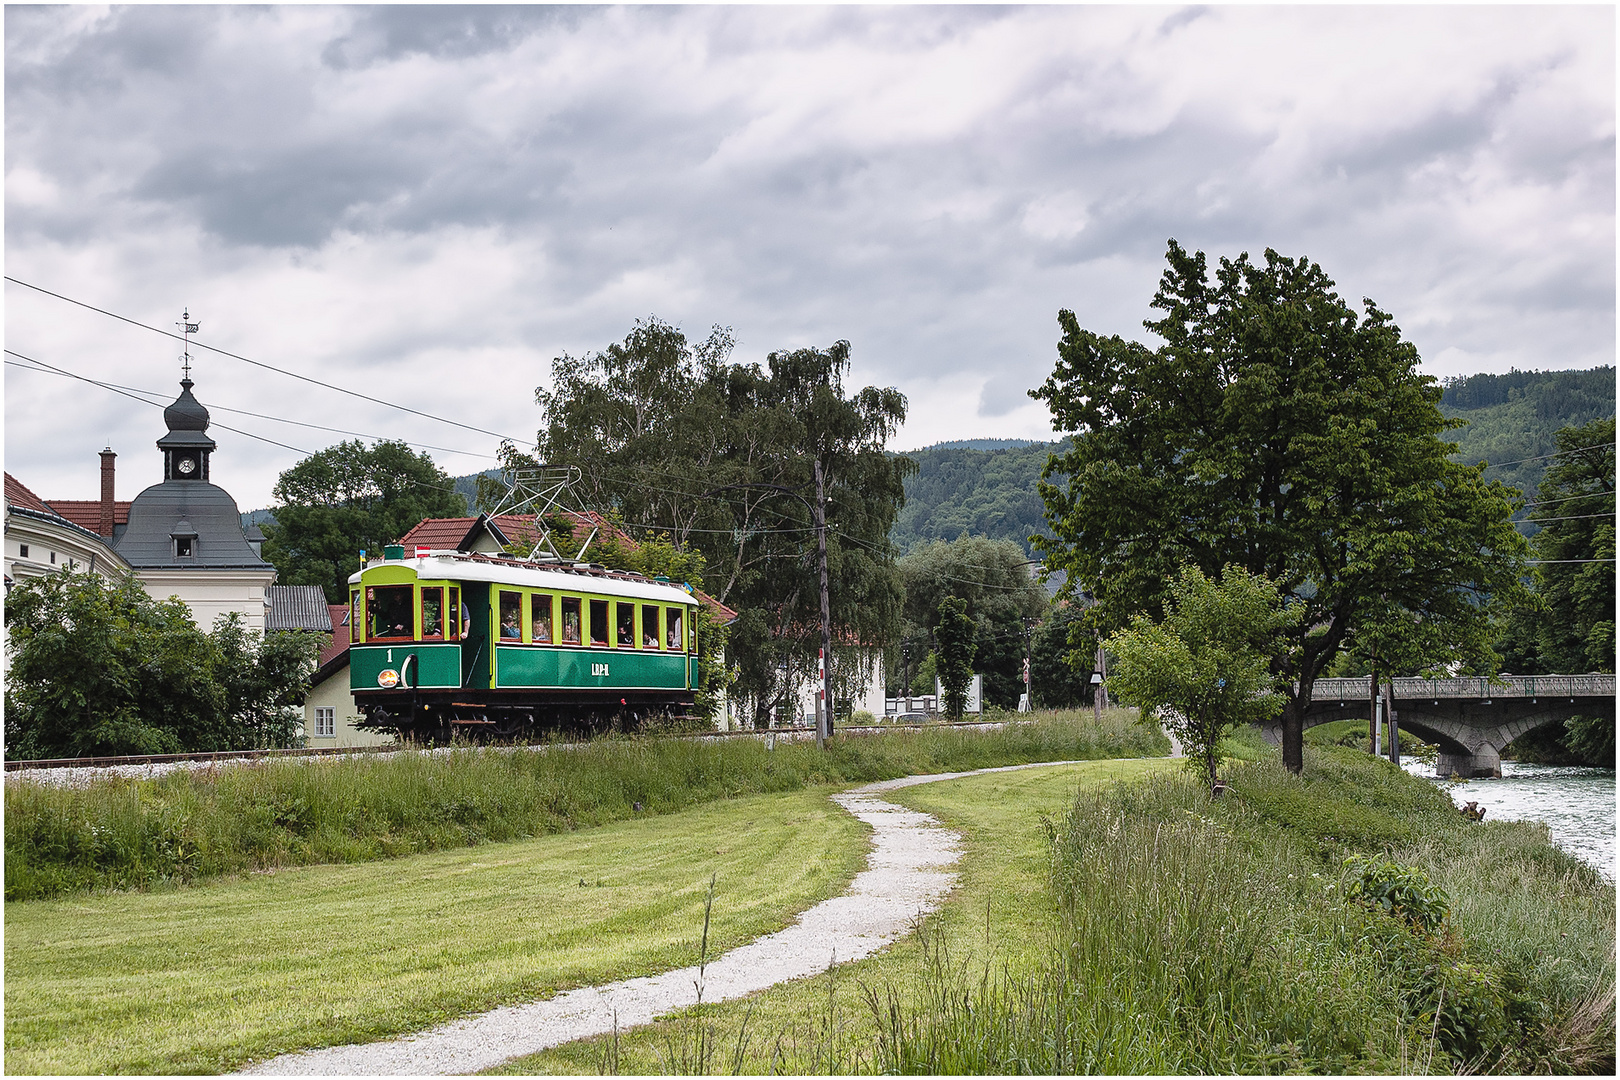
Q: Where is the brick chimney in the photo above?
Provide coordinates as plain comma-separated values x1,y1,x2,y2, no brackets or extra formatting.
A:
99,448,116,537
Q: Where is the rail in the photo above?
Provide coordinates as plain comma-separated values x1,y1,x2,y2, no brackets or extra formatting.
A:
1310,674,1615,701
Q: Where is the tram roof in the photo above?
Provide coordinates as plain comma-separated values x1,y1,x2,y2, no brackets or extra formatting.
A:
350,550,698,605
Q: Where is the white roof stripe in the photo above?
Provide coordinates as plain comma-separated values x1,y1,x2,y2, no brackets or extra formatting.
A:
351,556,697,605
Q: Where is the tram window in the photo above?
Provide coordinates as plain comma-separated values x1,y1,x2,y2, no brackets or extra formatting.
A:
421,587,444,639
532,593,553,643
367,585,414,640
561,597,582,644
448,588,462,640
667,608,684,652
499,591,523,640
351,590,362,644
590,599,610,646
617,603,636,647
642,605,661,649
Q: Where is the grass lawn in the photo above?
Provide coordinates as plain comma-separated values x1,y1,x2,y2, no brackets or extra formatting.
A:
489,757,1173,1075
3,786,867,1075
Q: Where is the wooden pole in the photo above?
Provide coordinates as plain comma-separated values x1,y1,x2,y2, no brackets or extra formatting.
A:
814,457,832,748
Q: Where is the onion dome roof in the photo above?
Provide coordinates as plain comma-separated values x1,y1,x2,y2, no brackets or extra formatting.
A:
163,378,210,432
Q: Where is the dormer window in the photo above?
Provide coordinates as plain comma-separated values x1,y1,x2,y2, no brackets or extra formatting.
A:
171,519,198,560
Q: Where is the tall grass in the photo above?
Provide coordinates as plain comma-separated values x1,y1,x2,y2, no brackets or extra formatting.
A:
865,746,1616,1075
5,710,1164,901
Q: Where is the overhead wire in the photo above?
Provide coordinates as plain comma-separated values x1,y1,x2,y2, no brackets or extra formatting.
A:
6,354,499,461
5,350,310,456
1474,442,1615,470
5,275,530,444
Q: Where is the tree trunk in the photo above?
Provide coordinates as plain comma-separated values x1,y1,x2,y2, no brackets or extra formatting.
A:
1281,692,1305,774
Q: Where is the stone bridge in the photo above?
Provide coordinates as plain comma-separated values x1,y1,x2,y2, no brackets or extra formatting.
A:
1260,674,1615,777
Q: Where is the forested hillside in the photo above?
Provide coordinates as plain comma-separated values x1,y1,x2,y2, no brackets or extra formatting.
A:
416,368,1612,555
1441,366,1615,500
889,439,1067,555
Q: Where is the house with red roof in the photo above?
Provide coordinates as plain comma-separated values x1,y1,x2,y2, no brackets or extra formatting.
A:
4,471,131,585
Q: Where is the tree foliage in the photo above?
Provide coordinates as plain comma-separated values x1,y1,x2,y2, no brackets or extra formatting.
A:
933,596,977,720
1105,565,1297,791
1522,417,1615,675
504,318,912,725
262,440,467,604
1029,604,1092,709
896,536,1048,708
1496,417,1615,766
4,570,321,758
1032,242,1531,772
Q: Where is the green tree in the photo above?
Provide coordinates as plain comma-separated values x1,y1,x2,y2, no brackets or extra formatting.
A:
896,537,1049,708
1497,417,1615,765
1526,417,1615,675
1105,565,1298,792
263,440,466,604
1032,242,1531,773
210,613,323,749
934,596,977,720
507,319,912,727
4,570,322,758
1030,605,1091,708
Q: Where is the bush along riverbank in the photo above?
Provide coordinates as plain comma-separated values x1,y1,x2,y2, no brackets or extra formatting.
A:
866,746,1615,1074
4,710,1165,901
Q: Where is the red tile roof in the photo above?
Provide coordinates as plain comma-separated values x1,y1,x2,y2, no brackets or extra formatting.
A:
397,511,634,550
318,604,351,668
45,499,131,532
4,473,54,514
395,516,484,549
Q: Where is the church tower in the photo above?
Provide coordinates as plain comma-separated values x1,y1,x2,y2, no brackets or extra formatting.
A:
112,312,275,629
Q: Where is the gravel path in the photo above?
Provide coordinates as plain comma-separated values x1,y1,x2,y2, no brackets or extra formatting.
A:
239,760,1077,1076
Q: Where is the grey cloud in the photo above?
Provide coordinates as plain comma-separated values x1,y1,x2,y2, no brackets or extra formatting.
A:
320,5,594,69
5,3,1611,447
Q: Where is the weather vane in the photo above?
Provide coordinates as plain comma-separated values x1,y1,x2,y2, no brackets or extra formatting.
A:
177,309,200,380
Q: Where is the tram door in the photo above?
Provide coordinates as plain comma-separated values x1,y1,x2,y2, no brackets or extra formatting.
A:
460,582,491,688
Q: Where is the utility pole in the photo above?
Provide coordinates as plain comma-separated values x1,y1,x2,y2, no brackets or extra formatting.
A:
1369,647,1380,756
813,457,832,748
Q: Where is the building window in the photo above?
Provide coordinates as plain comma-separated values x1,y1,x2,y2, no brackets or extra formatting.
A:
175,538,193,558
49,551,56,564
314,707,335,738
18,544,27,558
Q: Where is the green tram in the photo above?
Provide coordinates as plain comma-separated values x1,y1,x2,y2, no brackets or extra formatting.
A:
349,544,701,741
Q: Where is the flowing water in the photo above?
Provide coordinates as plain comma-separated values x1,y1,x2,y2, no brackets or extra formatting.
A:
1405,759,1616,881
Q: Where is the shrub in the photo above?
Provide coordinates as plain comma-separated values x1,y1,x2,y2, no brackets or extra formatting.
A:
1341,854,1449,934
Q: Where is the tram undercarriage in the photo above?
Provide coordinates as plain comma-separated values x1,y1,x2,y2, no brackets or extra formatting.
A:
357,689,700,744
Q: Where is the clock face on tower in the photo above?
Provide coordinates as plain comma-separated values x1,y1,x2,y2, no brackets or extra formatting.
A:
177,457,196,476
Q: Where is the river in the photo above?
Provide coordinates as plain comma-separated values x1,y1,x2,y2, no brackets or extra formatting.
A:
1404,759,1616,881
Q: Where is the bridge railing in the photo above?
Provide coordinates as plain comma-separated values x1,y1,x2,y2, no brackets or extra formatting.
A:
1310,675,1615,701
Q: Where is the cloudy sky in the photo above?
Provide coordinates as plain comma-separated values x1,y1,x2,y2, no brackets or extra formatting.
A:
6,4,1613,512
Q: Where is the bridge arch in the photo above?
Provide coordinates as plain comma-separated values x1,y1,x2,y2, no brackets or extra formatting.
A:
1281,675,1614,777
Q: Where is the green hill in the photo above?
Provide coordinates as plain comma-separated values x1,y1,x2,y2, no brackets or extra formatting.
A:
420,367,1612,556
1441,366,1615,502
890,440,1067,556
